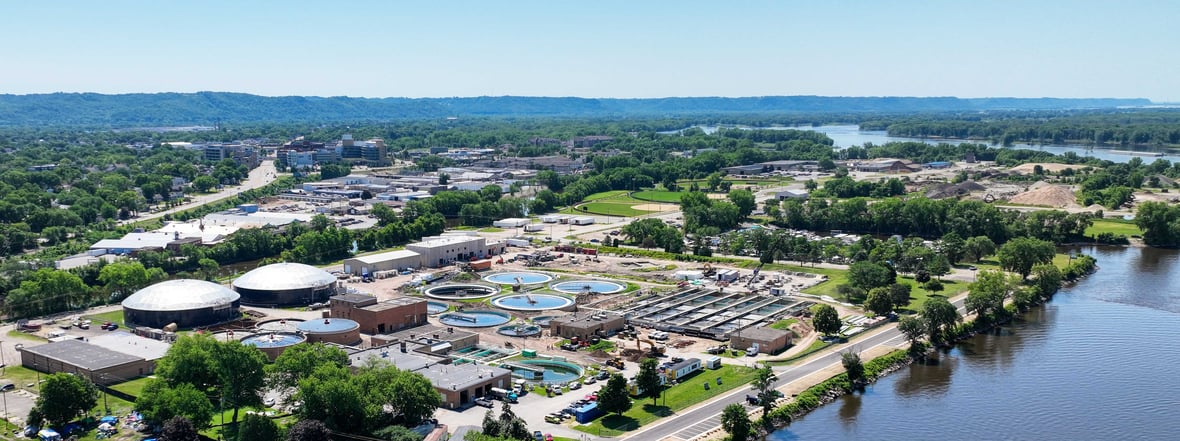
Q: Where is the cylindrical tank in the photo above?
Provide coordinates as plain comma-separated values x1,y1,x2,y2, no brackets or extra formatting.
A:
296,318,361,346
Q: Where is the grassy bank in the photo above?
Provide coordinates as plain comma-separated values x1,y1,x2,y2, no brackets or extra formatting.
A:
1085,218,1142,237
764,350,910,426
574,365,757,437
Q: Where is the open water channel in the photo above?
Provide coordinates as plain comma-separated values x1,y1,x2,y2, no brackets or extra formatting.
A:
770,246,1180,440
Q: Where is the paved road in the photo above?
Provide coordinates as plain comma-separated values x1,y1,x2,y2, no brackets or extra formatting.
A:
628,297,968,441
120,159,278,225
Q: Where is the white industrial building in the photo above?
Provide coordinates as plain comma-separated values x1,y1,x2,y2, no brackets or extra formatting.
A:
343,249,423,276
572,217,595,225
406,236,488,267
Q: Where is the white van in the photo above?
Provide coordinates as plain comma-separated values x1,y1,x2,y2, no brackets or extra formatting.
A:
47,330,67,339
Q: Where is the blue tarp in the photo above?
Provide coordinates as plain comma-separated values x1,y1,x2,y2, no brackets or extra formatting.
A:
99,416,118,424
37,428,61,441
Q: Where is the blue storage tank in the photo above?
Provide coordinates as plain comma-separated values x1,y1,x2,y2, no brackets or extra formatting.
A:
238,203,260,213
574,402,603,424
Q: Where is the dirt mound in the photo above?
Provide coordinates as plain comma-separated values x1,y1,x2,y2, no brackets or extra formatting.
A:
925,180,986,199
1009,163,1083,174
588,349,612,359
1008,184,1077,208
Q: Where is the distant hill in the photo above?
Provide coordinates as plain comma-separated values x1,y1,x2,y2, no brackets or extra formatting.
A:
0,92,1153,127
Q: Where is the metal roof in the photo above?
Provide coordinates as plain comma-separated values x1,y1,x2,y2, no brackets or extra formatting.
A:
351,249,420,265
19,339,143,371
232,262,336,291
122,279,240,311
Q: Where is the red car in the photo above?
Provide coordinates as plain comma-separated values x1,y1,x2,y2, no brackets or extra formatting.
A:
545,435,553,441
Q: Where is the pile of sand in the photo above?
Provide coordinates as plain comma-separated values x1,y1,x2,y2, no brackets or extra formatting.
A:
925,180,986,199
1007,184,1077,207
1009,163,1084,174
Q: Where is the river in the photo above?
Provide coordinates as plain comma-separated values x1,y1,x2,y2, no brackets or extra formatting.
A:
664,124,1180,164
770,245,1180,440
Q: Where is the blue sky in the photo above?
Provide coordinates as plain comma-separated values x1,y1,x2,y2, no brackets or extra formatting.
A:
2,1,1177,100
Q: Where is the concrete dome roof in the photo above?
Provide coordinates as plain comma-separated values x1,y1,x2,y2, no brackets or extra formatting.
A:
232,262,336,292
123,279,240,311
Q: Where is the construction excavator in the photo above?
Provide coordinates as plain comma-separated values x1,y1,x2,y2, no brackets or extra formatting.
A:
636,338,666,357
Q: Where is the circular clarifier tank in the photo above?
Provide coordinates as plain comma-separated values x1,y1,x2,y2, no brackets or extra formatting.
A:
426,301,449,315
492,293,574,311
255,318,303,333
497,324,542,337
241,332,306,360
551,280,626,294
483,271,554,285
296,318,361,345
423,284,500,300
516,359,585,385
438,310,511,328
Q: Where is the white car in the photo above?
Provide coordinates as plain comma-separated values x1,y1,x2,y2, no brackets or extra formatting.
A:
567,382,581,390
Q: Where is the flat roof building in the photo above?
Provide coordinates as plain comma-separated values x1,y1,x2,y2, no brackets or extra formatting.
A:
420,363,513,410
18,339,157,385
370,324,480,354
549,312,625,340
730,326,792,355
329,294,428,335
407,236,488,268
343,249,423,276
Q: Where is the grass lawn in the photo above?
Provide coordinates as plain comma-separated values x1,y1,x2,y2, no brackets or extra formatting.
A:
583,190,631,201
478,227,505,233
6,329,47,343
109,376,155,397
631,190,686,203
1,366,46,392
896,277,968,312
769,318,799,330
580,200,652,217
766,340,833,366
86,310,126,328
575,365,757,437
1085,219,1142,237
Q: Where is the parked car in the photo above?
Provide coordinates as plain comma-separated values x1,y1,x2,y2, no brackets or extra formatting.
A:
474,398,494,408
568,381,581,390
583,376,597,385
596,371,610,380
533,431,544,441
545,414,562,424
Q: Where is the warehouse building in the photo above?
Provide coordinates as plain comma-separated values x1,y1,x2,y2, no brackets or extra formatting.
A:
730,326,792,355
421,363,513,409
122,279,241,329
549,312,625,340
329,294,428,335
343,249,423,276
18,338,160,385
233,262,339,306
370,324,480,354
407,236,488,267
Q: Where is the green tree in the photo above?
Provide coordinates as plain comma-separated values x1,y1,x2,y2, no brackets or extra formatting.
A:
811,304,841,336
214,341,268,426
597,374,632,416
925,254,952,281
98,261,152,301
864,287,894,316
438,173,450,185
237,413,281,441
161,416,201,441
479,184,503,202
996,237,1055,278
286,420,332,441
29,373,99,428
848,261,895,290
706,172,723,191
297,364,367,431
135,381,215,430
963,235,996,262
842,351,866,385
266,343,350,389
372,425,423,441
721,403,753,441
897,315,926,348
888,283,913,311
728,189,756,219
636,358,664,405
920,296,961,345
939,232,966,264
1031,263,1064,297
192,175,218,192
750,363,778,423
804,179,818,191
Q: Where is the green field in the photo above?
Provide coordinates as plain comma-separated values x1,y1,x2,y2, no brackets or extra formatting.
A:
86,309,126,327
569,192,663,217
574,365,757,437
1085,219,1142,237
631,190,687,203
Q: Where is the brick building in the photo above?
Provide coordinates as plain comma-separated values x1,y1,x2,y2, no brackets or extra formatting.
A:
330,294,428,335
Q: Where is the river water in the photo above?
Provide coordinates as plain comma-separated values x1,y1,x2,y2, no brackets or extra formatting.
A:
668,124,1180,164
770,246,1180,440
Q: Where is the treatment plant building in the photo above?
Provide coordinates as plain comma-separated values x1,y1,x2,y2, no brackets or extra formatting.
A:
122,279,241,329
232,262,339,306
